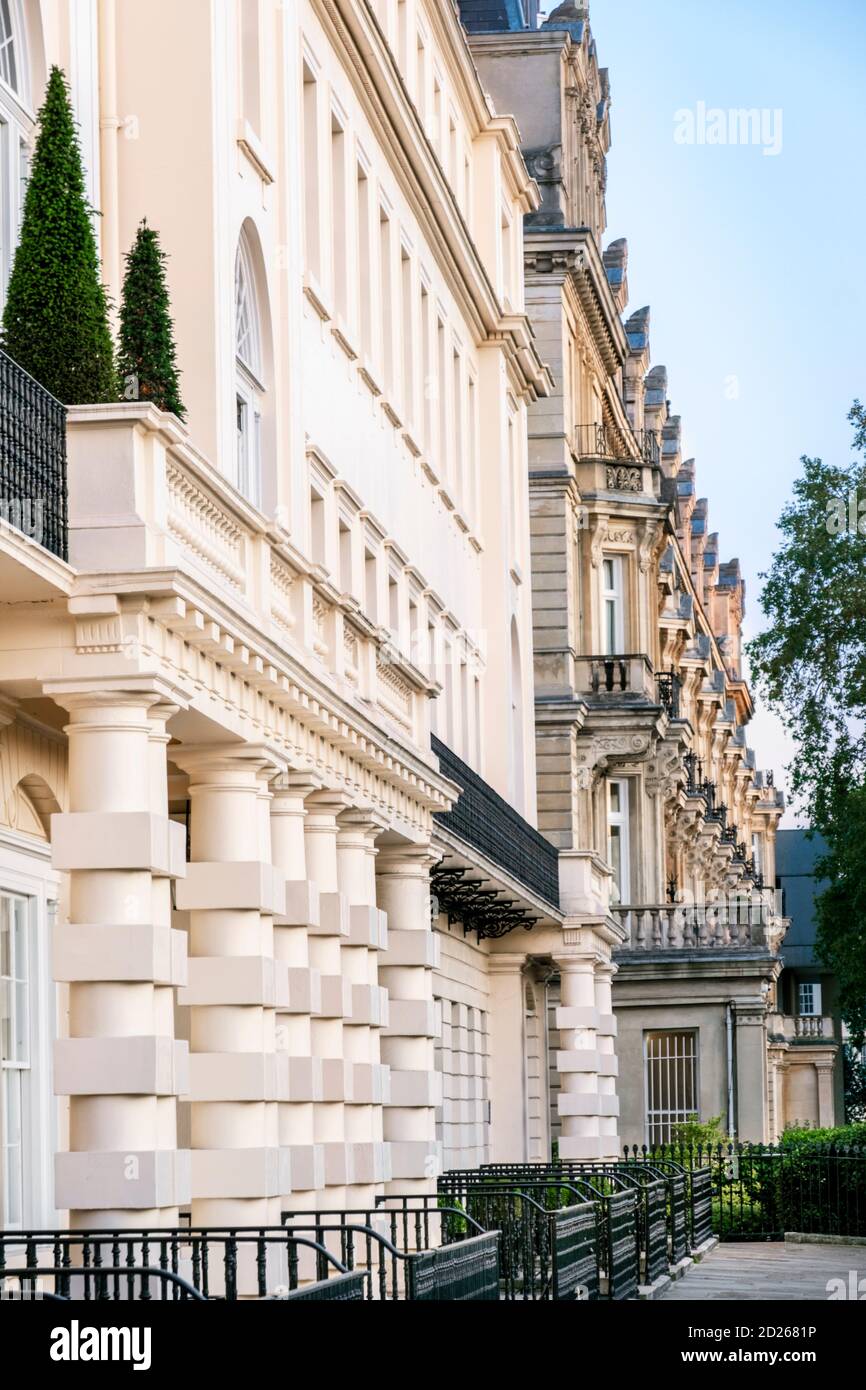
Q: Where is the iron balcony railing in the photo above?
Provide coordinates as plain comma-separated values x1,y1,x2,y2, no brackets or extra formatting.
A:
655,671,682,719
0,348,68,561
432,734,560,911
574,421,660,466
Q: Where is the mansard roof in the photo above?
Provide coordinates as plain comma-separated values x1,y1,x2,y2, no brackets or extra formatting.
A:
457,0,536,33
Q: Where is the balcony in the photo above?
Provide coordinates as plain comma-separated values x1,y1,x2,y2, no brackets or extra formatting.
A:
573,422,660,493
768,1014,837,1044
431,735,560,917
614,901,774,952
575,653,658,705
0,349,68,561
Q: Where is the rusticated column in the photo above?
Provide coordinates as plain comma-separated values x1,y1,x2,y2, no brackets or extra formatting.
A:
377,846,441,1194
49,682,189,1225
488,953,529,1162
269,775,324,1211
303,791,352,1205
337,812,390,1203
174,747,285,1228
594,963,621,1153
554,949,620,1160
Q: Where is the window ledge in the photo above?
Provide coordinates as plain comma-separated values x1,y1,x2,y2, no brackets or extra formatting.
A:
237,121,276,185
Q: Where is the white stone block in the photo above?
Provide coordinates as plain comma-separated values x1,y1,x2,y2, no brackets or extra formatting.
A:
352,1062,391,1104
179,956,276,1007
55,1147,191,1212
350,983,389,1026
388,1140,441,1181
52,812,182,876
350,1142,390,1184
275,965,321,1014
556,1005,600,1031
287,1056,323,1102
310,891,350,938
555,1048,602,1074
597,1013,618,1037
383,928,440,967
348,904,379,947
53,922,178,985
557,1134,611,1161
189,1051,281,1102
278,880,321,929
383,999,437,1037
388,1069,442,1107
191,1146,281,1199
319,973,353,1018
321,1057,353,1102
176,861,285,913
283,1143,325,1194
54,1035,187,1097
322,1142,350,1187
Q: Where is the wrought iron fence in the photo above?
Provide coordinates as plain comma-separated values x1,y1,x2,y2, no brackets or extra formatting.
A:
0,1227,372,1301
438,1173,630,1299
475,1162,673,1285
625,1143,866,1242
0,348,68,561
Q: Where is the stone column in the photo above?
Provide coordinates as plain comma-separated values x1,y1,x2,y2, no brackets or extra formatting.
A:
816,1059,836,1128
337,813,390,1203
49,682,189,1226
488,953,528,1162
377,846,441,1195
594,962,621,1155
269,775,323,1212
303,791,352,1205
734,1001,771,1142
554,949,617,1160
175,748,285,1228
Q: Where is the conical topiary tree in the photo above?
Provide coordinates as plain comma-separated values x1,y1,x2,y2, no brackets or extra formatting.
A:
117,219,186,419
2,66,116,403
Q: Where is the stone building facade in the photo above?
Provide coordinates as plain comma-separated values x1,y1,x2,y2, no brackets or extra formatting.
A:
464,0,788,1149
0,0,792,1234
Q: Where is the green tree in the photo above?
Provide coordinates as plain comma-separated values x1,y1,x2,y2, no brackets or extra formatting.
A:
2,66,115,403
117,220,185,419
747,403,866,1045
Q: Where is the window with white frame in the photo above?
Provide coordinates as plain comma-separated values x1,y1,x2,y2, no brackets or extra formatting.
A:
645,1030,699,1147
751,832,763,880
798,981,822,1018
235,235,263,508
606,778,630,904
0,1,32,313
601,555,625,655
1,891,29,1228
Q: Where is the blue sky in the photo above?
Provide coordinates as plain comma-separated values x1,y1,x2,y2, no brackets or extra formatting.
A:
567,0,866,823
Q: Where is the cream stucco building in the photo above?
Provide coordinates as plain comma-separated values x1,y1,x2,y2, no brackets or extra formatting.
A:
0,0,832,1237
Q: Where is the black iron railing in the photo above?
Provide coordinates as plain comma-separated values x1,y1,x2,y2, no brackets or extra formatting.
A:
656,671,682,719
432,735,560,911
436,1177,605,1300
0,349,68,561
626,1143,866,1243
574,422,660,466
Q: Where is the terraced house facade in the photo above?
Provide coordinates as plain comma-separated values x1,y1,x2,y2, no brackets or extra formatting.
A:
0,0,815,1240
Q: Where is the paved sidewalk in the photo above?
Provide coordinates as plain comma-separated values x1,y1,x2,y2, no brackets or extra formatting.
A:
660,1241,866,1300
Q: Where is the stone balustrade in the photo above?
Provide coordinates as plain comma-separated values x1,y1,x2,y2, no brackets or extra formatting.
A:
614,901,775,951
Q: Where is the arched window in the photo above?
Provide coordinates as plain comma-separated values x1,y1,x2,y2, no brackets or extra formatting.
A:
0,1,32,309
235,234,263,507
